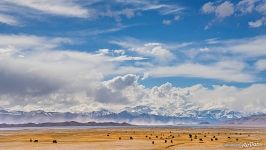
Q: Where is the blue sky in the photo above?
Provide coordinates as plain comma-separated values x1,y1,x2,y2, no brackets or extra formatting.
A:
0,0,266,113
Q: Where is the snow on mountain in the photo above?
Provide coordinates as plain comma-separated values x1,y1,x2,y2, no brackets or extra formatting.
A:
0,106,256,125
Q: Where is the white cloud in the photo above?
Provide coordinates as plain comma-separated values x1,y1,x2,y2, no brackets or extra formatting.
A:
236,0,256,14
224,35,266,57
0,34,154,112
162,19,171,25
0,47,121,111
133,43,175,63
148,61,254,83
111,39,175,64
174,15,180,21
255,59,266,71
202,2,215,14
2,72,266,113
186,84,266,113
162,16,180,26
104,74,139,90
235,0,266,28
202,1,234,19
3,0,93,18
202,0,266,28
0,34,71,52
113,49,125,55
109,55,147,61
216,1,234,18
248,17,266,28
190,35,266,58
101,76,266,114
96,0,184,23
96,48,147,62
0,14,18,26
0,34,264,114
256,0,266,14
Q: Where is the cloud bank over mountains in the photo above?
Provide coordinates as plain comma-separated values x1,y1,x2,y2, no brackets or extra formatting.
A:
0,1,266,116
0,34,266,114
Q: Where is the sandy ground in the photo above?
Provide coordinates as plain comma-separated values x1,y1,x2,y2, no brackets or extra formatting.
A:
0,127,265,150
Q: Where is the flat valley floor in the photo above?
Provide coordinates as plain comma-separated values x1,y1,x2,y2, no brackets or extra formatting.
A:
0,127,265,150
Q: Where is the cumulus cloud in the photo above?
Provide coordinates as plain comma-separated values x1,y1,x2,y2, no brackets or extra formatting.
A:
0,49,265,114
0,34,265,114
0,34,152,112
236,0,257,14
255,59,266,71
202,0,266,28
216,1,235,18
111,39,175,64
103,76,266,114
186,84,266,113
94,86,128,104
202,1,234,29
1,74,266,115
104,74,139,90
202,2,215,14
133,43,175,63
202,1,234,19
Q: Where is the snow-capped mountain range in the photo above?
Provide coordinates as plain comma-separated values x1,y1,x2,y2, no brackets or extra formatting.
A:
0,106,262,125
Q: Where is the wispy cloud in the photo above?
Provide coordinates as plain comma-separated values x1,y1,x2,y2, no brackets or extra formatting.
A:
0,14,18,26
0,0,185,26
2,0,93,18
0,34,71,53
148,61,254,83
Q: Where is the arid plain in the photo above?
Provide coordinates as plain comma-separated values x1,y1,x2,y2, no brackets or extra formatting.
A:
0,127,265,150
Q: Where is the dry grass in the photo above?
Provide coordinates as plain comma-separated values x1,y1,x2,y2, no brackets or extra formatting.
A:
0,127,265,150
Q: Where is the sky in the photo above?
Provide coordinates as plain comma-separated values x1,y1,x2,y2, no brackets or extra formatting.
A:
0,0,266,114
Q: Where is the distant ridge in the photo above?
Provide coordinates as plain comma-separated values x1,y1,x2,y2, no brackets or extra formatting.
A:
0,107,245,125
0,121,132,128
223,114,266,126
0,108,265,126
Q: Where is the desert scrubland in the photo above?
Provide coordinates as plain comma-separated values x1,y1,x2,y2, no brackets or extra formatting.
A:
0,127,265,150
